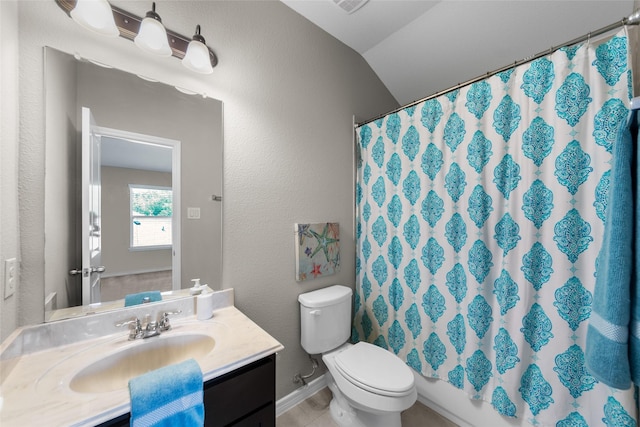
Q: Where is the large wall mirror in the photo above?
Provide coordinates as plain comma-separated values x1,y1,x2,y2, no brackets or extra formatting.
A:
44,47,223,322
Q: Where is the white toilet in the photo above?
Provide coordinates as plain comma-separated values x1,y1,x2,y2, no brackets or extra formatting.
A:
299,285,417,427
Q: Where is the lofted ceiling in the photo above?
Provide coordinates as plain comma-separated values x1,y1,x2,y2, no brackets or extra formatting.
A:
281,0,636,108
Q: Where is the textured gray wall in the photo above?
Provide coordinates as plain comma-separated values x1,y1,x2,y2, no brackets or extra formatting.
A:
0,1,20,340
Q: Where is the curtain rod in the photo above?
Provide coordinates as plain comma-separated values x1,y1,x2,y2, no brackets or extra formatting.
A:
356,9,640,128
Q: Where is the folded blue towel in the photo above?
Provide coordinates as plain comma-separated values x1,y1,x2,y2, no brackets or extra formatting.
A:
129,358,204,427
124,291,162,307
585,110,639,389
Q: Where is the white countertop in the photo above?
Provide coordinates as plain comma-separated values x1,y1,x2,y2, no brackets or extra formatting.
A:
0,305,283,427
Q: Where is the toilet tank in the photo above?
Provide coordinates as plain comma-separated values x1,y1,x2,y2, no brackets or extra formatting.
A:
299,285,352,354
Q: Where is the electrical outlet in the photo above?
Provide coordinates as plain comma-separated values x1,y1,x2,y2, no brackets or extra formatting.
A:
4,258,17,299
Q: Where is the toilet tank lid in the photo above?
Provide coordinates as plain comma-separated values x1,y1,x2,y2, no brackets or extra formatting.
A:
298,285,352,308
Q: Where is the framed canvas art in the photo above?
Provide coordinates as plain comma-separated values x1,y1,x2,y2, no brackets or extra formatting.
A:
295,222,340,281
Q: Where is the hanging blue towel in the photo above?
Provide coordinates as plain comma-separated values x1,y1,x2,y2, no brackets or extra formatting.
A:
124,291,162,307
586,109,640,389
129,358,204,427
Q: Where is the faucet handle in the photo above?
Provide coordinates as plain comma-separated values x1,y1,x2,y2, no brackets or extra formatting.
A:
116,317,142,340
159,309,182,331
115,317,139,327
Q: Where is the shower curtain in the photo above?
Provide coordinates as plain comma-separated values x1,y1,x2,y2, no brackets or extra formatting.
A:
353,29,636,426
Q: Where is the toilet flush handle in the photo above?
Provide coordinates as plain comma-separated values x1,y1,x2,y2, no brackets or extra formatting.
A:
310,309,321,316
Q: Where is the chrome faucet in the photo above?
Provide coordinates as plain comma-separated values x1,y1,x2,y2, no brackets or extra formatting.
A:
142,314,162,338
116,310,182,340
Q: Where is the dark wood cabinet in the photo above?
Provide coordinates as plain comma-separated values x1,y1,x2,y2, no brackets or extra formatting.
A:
203,354,275,427
98,354,276,427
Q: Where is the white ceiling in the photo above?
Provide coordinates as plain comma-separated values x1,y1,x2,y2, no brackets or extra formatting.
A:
281,0,636,107
101,136,172,173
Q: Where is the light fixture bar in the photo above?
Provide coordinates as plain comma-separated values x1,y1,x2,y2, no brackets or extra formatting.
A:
54,0,218,67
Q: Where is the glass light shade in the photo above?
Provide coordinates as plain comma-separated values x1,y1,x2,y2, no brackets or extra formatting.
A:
70,0,119,37
182,40,213,74
134,17,172,57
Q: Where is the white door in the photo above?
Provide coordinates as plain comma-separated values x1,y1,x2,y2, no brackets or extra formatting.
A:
81,107,104,305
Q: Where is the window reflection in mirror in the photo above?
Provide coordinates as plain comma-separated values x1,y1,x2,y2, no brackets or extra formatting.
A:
130,185,173,249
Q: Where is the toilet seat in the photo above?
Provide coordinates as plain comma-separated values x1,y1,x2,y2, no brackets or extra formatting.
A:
333,342,414,397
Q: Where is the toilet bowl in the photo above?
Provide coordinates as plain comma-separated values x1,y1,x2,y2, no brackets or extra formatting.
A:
298,285,417,427
322,342,417,427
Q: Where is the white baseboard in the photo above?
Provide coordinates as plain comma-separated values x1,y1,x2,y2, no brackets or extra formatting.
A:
416,394,472,427
275,374,328,417
276,373,465,426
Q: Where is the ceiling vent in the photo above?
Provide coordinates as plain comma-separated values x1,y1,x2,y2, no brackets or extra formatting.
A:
332,0,369,14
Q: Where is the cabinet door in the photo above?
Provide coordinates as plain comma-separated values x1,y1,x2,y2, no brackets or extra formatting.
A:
203,354,275,426
230,405,275,427
97,414,128,427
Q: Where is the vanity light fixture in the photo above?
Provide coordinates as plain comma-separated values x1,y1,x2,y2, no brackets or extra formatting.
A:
70,0,119,37
134,2,172,57
174,86,199,96
55,0,218,71
182,25,214,74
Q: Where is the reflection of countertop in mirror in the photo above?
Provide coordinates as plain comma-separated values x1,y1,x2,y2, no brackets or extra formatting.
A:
0,290,283,427
45,288,200,322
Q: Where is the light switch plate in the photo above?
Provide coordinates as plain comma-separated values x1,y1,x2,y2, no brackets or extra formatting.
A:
4,258,17,299
187,207,201,219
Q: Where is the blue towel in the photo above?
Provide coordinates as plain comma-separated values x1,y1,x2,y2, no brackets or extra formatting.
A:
630,110,640,387
129,358,204,427
124,291,162,307
585,110,640,389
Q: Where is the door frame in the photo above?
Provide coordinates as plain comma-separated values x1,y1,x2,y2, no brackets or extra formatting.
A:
81,108,182,304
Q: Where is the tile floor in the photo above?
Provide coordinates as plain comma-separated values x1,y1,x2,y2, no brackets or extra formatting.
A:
276,387,458,427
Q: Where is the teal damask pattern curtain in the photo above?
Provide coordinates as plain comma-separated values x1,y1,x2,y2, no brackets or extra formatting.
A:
353,29,636,426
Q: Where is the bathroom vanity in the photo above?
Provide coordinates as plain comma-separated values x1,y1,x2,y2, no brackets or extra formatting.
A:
101,354,276,426
0,290,283,426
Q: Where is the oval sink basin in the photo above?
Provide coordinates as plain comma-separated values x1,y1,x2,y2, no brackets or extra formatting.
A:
70,333,215,393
